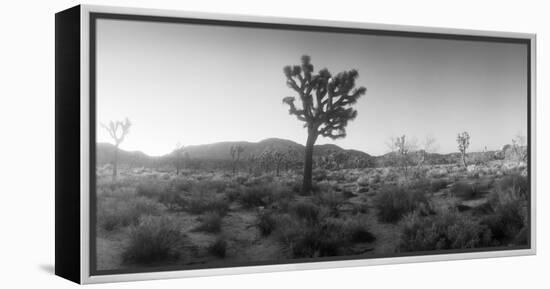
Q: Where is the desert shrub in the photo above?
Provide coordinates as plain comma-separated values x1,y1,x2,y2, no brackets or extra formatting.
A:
345,218,376,243
256,210,278,237
327,171,347,182
157,190,187,210
274,214,373,258
451,181,484,200
290,180,302,194
373,185,428,223
270,184,295,210
399,210,492,252
342,189,355,199
233,183,294,209
471,202,494,216
291,201,322,224
98,196,165,231
193,179,229,194
427,167,448,179
313,190,345,216
135,181,189,210
351,202,369,215
171,179,196,192
411,167,428,180
430,179,449,192
496,173,528,199
408,178,431,191
285,218,347,258
481,176,528,245
273,214,304,248
193,212,223,233
225,186,242,203
237,184,274,208
290,225,344,258
208,237,227,258
245,175,274,186
313,169,328,181
186,192,229,216
122,216,185,264
136,181,169,199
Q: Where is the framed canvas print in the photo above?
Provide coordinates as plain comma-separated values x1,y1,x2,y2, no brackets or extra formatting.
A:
55,4,536,284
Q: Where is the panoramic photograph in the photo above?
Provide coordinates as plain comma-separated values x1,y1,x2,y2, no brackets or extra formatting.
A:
93,18,529,272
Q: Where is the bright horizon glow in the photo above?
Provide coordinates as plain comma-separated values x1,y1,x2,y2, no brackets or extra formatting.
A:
96,19,528,157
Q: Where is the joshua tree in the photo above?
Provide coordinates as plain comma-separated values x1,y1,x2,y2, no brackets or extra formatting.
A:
284,146,299,172
101,118,131,181
332,151,349,170
418,135,438,167
272,150,286,176
283,55,366,193
259,149,274,173
457,131,470,167
246,153,257,174
230,144,245,175
389,135,415,176
172,142,185,176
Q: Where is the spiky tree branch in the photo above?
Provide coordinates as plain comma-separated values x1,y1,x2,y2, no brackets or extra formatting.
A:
101,118,131,181
283,55,366,192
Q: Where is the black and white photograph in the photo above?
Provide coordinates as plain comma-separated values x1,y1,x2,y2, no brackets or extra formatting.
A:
92,14,531,274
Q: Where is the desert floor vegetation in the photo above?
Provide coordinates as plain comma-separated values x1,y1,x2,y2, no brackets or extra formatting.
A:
96,158,528,270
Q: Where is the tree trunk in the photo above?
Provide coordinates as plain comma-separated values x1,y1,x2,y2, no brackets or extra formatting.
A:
462,153,467,167
302,130,317,194
112,146,118,181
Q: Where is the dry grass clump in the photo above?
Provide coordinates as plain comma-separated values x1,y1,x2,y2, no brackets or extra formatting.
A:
481,173,529,245
122,216,186,265
97,195,165,231
373,185,428,223
208,237,227,258
274,212,375,258
256,210,278,237
399,209,492,252
185,191,229,216
193,212,223,233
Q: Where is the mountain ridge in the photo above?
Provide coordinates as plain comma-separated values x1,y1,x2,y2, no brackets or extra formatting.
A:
96,137,515,168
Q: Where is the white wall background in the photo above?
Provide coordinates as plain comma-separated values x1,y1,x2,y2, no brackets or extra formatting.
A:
0,0,547,287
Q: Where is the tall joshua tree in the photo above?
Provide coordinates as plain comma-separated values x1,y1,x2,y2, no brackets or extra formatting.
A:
230,144,244,175
101,118,132,181
457,131,470,168
283,55,366,193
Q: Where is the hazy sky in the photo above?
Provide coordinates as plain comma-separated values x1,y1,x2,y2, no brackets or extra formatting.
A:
96,19,528,156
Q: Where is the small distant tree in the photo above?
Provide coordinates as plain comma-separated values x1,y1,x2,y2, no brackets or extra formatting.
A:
283,55,366,193
259,149,274,173
230,145,245,175
332,151,349,170
418,135,438,167
388,135,416,176
457,132,470,167
511,133,528,164
246,153,257,174
272,150,286,176
101,118,131,181
172,142,185,176
284,146,299,172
